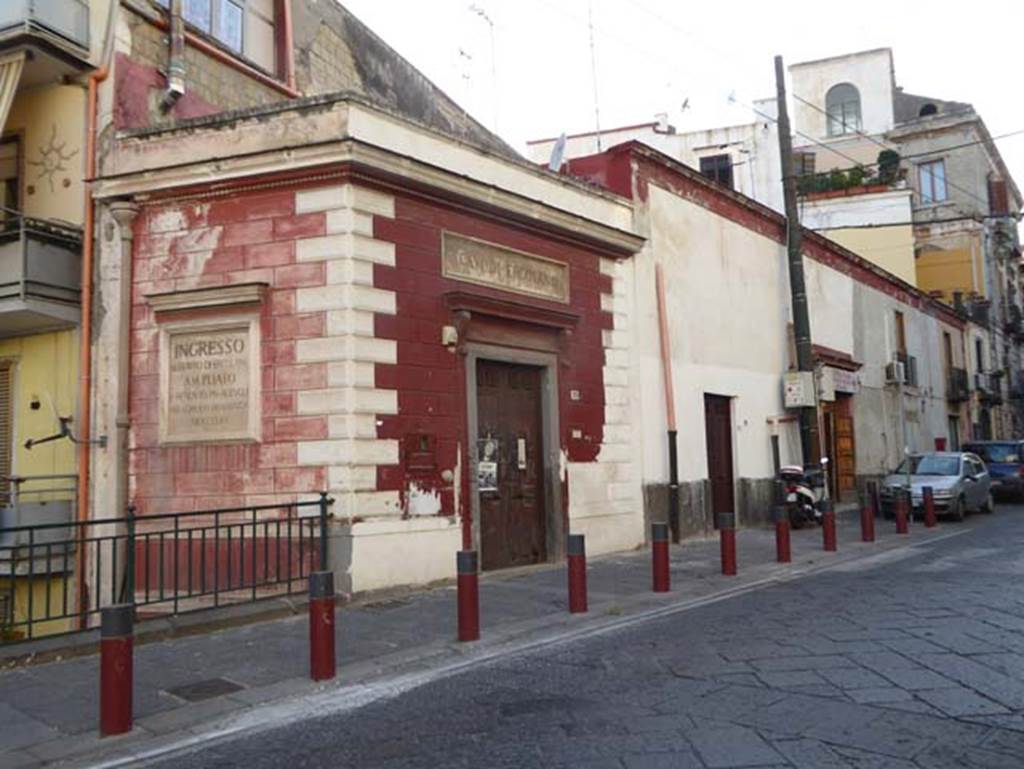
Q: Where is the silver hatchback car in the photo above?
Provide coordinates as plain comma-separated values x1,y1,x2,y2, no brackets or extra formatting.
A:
879,452,993,521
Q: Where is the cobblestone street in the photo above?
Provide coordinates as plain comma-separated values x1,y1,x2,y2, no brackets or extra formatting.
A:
147,508,1024,769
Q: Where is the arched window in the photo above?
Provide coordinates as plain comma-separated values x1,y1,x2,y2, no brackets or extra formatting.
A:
825,83,862,136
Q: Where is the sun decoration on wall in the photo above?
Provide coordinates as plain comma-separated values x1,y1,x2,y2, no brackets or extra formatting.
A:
28,125,78,193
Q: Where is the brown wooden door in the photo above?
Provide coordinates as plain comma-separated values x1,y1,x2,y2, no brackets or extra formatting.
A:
703,394,735,520
476,360,547,570
835,414,856,498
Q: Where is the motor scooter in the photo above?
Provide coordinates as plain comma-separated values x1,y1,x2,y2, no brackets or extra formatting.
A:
780,458,829,528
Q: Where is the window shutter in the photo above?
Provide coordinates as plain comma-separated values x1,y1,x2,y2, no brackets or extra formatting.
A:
0,363,11,502
989,178,1009,216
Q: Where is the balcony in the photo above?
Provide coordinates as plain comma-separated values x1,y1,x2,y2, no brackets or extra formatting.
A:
947,367,970,403
1006,304,1024,338
0,0,91,83
0,212,82,338
976,371,1004,405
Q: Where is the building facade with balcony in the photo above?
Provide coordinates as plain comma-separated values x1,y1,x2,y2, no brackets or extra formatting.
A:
0,0,115,637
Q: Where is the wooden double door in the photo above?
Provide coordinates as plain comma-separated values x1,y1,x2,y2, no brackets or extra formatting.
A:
476,360,547,571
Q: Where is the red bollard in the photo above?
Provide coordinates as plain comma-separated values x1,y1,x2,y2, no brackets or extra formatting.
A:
99,605,133,737
773,508,791,563
895,490,910,535
309,571,336,682
923,486,937,528
652,522,670,592
822,502,837,552
567,534,588,613
860,483,876,544
718,513,737,576
457,550,480,642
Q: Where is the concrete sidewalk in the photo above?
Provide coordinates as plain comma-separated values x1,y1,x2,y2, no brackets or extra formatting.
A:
0,513,969,768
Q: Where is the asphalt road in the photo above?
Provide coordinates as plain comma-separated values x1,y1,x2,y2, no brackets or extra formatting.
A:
151,507,1024,768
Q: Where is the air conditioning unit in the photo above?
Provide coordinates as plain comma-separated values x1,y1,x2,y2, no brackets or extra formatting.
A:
885,361,905,384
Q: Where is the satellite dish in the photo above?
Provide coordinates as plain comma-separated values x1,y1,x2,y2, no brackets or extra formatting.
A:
548,132,567,172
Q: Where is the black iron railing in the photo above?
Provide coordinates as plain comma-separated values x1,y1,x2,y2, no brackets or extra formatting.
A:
0,494,332,644
947,367,970,403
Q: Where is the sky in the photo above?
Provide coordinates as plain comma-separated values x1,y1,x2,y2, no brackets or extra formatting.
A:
341,0,1024,185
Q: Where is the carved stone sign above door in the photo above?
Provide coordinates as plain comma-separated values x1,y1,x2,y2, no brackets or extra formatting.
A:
442,232,570,303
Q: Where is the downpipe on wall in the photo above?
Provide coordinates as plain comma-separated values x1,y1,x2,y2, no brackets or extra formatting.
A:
655,264,681,542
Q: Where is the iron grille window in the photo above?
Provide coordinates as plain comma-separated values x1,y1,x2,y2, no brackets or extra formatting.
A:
699,154,733,190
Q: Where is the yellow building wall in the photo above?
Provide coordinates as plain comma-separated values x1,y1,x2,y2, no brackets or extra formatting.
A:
0,329,79,481
4,85,87,226
916,248,976,303
821,224,917,286
0,576,75,640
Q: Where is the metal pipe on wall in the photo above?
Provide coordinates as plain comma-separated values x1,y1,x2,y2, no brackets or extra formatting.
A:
655,264,681,542
161,0,186,111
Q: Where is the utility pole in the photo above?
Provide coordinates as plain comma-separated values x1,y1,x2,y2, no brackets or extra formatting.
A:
774,55,821,466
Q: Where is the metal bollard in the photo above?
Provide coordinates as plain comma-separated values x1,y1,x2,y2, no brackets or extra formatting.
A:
895,490,910,535
308,571,336,682
99,605,133,737
822,500,837,552
860,483,876,544
567,534,588,613
717,512,737,576
773,507,791,564
456,550,480,642
652,522,670,592
923,486,937,528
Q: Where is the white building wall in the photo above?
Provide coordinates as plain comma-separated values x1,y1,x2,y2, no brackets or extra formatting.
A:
790,49,896,139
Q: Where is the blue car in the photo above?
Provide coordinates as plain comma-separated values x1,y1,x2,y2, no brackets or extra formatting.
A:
963,441,1024,500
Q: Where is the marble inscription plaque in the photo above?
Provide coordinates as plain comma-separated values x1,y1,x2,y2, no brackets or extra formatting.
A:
442,232,569,303
161,323,258,443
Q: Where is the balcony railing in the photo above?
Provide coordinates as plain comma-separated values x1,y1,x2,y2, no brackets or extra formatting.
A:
0,0,90,51
0,209,82,337
947,367,970,403
976,372,1004,404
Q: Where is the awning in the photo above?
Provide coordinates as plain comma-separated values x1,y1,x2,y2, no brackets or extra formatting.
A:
0,53,25,135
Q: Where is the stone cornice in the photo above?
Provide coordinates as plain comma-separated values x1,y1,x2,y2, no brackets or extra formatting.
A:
94,101,644,258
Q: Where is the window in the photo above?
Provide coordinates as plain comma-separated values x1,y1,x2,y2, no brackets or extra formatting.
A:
699,154,733,189
154,0,277,73
0,136,19,228
825,83,862,137
976,338,985,372
918,160,948,204
793,151,816,177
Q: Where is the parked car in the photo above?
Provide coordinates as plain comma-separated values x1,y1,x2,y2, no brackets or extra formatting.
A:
879,452,993,522
962,441,1024,501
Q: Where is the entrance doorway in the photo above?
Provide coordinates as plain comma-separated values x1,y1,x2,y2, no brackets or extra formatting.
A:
703,394,735,524
821,395,856,500
476,359,547,570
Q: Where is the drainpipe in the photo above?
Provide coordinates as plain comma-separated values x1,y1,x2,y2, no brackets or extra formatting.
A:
161,0,186,111
280,0,296,92
76,64,109,627
655,264,680,543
